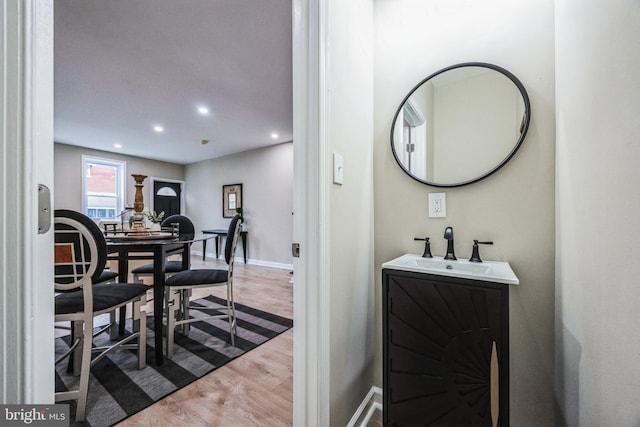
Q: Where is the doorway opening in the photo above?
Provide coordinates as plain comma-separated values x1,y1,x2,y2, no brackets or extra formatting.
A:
150,177,184,218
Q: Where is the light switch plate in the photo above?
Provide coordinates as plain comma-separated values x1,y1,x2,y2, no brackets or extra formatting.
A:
333,153,344,185
429,192,446,217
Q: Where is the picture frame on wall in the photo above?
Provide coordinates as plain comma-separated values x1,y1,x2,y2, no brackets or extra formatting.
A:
222,183,243,218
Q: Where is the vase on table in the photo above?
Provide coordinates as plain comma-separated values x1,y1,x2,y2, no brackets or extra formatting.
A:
130,174,147,232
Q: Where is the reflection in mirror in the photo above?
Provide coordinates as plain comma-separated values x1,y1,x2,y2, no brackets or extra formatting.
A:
391,63,530,187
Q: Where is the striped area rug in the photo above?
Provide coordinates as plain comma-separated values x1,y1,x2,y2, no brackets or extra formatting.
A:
55,295,293,427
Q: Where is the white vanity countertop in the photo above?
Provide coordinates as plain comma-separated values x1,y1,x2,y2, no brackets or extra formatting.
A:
382,253,520,285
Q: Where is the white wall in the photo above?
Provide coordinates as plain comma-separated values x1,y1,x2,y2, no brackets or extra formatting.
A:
185,142,293,267
374,1,556,425
327,0,376,424
433,71,521,183
555,1,640,425
54,142,292,266
54,143,185,211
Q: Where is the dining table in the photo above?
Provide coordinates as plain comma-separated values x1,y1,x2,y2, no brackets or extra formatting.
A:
105,231,215,365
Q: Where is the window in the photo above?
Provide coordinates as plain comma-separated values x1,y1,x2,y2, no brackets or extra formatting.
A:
82,156,126,221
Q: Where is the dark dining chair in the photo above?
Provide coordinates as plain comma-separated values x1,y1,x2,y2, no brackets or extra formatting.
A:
54,209,149,421
163,214,242,358
131,214,195,283
60,251,120,375
94,269,118,284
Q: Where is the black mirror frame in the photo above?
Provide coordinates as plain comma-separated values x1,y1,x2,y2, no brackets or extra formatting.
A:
390,62,531,188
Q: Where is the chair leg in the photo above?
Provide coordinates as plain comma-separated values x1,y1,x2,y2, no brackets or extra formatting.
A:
164,288,170,321
74,318,93,422
227,284,236,346
109,310,118,341
165,290,178,359
164,288,173,335
180,289,191,335
71,321,83,376
132,296,147,369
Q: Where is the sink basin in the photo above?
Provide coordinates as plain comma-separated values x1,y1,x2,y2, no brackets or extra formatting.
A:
382,253,519,285
407,257,492,274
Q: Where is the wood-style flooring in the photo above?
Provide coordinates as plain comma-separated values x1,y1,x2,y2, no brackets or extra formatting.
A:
366,408,383,427
116,257,293,427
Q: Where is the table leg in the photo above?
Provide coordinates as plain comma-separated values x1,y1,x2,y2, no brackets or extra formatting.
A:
117,249,128,335
215,235,220,259
182,242,191,270
242,233,247,263
153,249,167,365
202,239,207,261
119,306,126,335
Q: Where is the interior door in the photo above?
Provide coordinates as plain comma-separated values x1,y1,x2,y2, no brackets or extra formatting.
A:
153,180,182,217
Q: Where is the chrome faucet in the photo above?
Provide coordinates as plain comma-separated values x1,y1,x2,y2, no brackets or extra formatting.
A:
443,226,457,260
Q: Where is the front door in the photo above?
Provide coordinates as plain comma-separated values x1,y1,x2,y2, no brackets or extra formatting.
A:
153,180,182,217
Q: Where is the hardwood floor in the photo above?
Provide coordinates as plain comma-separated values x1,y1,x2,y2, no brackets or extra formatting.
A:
366,408,383,427
117,257,293,427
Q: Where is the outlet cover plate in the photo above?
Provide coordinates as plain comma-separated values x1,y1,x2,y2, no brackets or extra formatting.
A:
429,192,446,218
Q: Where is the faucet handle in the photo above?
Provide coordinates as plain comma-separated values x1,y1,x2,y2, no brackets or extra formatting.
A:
414,237,433,258
469,240,493,263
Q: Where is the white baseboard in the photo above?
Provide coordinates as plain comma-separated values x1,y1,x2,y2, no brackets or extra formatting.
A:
191,250,293,271
347,386,383,427
242,258,293,270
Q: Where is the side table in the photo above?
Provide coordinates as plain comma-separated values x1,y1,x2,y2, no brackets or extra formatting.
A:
202,228,248,263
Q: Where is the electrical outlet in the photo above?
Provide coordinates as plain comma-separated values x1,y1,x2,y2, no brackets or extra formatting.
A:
429,192,446,218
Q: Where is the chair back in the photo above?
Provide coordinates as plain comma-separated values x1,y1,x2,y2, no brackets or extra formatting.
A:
54,209,107,292
161,214,195,236
225,215,242,265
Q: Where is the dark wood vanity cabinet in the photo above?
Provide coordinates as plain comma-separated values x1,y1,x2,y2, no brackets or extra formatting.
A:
383,269,509,427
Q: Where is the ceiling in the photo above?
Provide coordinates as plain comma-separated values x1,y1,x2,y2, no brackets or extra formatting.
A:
54,0,293,165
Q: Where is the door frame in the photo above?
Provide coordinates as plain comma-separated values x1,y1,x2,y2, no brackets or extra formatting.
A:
292,0,330,424
149,177,186,215
1,0,55,403
10,0,331,420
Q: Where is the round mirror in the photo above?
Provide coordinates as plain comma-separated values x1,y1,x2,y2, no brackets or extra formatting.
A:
391,62,530,187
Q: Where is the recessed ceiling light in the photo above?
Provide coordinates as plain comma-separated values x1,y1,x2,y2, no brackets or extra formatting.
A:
153,125,164,133
114,143,122,149
271,133,279,139
197,106,210,115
